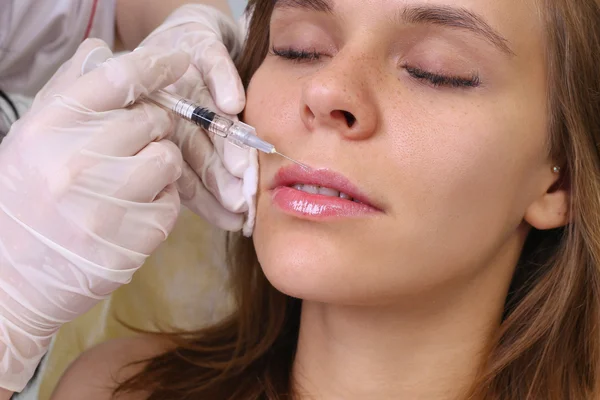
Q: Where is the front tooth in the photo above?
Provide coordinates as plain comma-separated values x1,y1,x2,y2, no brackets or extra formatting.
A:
293,184,303,191
301,184,320,194
318,187,340,197
339,192,351,200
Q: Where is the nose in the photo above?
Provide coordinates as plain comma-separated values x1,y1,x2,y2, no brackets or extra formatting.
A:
300,57,379,140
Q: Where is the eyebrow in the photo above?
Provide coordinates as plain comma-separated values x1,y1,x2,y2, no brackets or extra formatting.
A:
273,0,333,13
400,5,515,56
273,1,515,56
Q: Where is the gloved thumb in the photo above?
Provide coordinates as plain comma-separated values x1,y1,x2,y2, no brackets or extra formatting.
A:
32,39,113,112
197,42,246,116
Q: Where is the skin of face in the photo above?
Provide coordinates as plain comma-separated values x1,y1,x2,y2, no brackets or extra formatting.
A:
245,0,563,308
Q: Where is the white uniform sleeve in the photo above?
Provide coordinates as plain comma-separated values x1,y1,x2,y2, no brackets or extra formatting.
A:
0,0,116,97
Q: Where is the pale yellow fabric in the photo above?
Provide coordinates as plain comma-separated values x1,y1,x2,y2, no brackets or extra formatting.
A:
38,208,235,400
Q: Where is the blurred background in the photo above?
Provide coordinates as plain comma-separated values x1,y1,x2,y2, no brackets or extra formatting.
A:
230,0,247,18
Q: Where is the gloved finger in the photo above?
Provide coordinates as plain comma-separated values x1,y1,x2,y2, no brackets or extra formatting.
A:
93,182,181,256
162,64,198,100
36,98,175,158
63,46,190,112
152,182,181,236
83,101,175,157
175,121,247,213
177,162,244,231
194,41,245,115
32,39,112,114
215,134,252,178
116,140,183,203
125,182,181,254
76,140,182,204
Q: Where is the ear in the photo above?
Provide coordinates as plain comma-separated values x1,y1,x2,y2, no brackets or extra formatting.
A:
524,167,570,230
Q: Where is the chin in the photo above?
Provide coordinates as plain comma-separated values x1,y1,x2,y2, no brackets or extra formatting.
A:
253,213,337,301
252,198,392,305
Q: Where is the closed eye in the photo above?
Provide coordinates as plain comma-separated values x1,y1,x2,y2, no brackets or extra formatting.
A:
271,47,322,62
403,65,481,88
271,47,480,89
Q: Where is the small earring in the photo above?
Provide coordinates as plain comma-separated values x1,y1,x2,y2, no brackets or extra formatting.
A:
552,166,561,174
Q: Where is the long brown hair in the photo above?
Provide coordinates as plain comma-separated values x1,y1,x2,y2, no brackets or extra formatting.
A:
114,0,600,398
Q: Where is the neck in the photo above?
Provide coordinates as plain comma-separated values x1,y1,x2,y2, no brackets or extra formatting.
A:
291,255,518,399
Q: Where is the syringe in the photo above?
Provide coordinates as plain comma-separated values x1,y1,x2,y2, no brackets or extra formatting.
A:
147,90,308,169
80,47,308,169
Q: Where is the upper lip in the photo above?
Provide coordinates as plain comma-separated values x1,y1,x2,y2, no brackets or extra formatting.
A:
271,165,380,210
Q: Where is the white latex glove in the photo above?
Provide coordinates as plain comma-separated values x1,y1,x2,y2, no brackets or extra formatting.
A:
141,4,258,236
0,39,189,392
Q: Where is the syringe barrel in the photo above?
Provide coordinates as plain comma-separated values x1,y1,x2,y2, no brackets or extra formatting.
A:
147,91,227,135
147,90,274,153
171,98,196,120
147,90,196,119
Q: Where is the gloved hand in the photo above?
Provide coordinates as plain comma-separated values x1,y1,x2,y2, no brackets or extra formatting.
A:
141,4,257,236
0,39,189,392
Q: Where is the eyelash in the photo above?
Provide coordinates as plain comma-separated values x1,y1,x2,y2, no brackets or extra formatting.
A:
402,65,481,88
270,46,481,89
271,46,322,62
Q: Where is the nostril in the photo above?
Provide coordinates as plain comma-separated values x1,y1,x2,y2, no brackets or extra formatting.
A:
341,111,356,128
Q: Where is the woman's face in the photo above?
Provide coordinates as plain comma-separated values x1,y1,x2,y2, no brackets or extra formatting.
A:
245,0,562,305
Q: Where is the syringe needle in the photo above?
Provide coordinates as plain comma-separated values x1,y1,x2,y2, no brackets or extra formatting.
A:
273,149,310,170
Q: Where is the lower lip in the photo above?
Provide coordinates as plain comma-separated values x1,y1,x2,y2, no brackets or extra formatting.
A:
271,187,377,219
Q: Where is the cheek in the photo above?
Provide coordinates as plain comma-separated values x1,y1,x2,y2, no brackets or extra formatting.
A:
369,89,549,275
382,88,547,213
244,62,302,145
